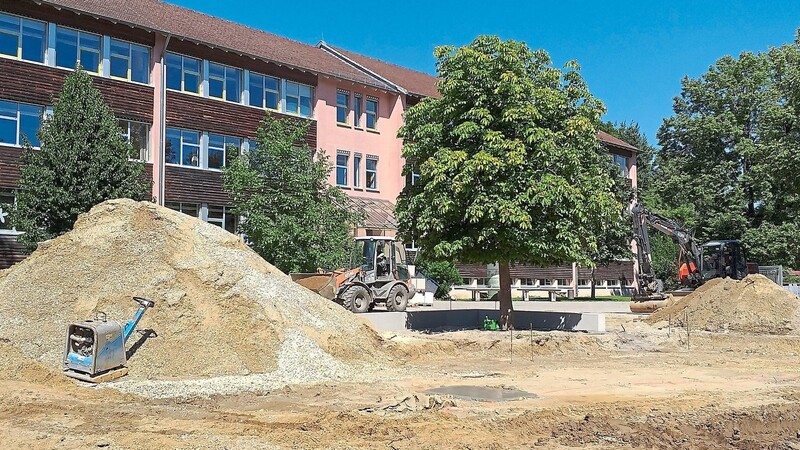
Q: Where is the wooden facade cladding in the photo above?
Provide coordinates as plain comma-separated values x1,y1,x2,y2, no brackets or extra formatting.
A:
455,264,488,279
165,91,317,148
510,265,574,279
578,262,635,281
0,145,22,188
0,235,27,270
0,59,154,122
164,165,229,206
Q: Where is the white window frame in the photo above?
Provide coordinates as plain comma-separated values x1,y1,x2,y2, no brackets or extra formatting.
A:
207,133,241,170
206,205,237,234
0,12,46,64
166,52,202,94
0,188,19,235
353,93,363,128
0,100,43,148
366,156,378,190
109,38,150,84
366,97,378,130
55,25,101,73
353,153,362,188
335,151,349,187
165,127,201,168
283,81,314,117
119,120,150,162
165,201,200,218
606,279,621,287
336,89,349,124
612,154,628,177
208,61,241,103
248,72,280,110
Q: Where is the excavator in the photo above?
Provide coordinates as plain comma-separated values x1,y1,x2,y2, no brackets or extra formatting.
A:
291,236,416,313
630,202,756,313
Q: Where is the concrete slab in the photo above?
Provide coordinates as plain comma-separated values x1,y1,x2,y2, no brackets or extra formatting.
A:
361,309,605,333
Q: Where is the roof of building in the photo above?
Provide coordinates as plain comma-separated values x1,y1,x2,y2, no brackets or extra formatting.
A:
597,131,638,152
38,0,394,91
320,43,440,99
348,196,397,230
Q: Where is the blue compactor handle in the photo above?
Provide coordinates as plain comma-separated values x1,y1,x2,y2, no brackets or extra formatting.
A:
123,297,155,343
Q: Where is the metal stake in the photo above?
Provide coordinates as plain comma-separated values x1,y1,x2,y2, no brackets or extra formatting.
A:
510,327,513,364
530,323,533,362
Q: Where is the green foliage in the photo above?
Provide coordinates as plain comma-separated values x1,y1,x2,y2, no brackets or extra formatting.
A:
11,68,150,250
397,36,621,269
600,121,658,196
414,256,463,299
649,233,681,290
655,32,800,267
222,113,362,274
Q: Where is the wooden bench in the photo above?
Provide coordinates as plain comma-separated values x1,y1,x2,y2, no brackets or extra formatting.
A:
452,285,568,302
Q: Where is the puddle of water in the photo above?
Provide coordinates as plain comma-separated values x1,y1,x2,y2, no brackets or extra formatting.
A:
424,385,537,402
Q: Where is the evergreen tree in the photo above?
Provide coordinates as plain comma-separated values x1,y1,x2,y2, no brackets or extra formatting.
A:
12,68,151,250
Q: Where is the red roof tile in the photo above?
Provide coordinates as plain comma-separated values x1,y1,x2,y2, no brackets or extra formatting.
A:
39,0,393,90
597,130,638,152
321,44,440,98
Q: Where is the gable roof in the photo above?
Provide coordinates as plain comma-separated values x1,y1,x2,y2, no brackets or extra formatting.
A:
37,0,393,91
597,131,638,153
320,43,440,99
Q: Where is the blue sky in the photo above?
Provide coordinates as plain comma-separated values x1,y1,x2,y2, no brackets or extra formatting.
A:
170,1,800,145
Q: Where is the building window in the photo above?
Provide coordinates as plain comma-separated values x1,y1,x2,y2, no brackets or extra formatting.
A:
165,52,201,94
366,157,378,190
119,120,149,161
519,278,535,286
109,39,150,84
208,62,241,103
207,205,237,234
538,279,552,286
0,13,46,63
336,152,348,186
612,154,628,177
366,97,378,129
207,133,240,170
353,93,362,128
165,202,199,218
606,279,620,287
557,279,571,286
248,73,280,110
0,188,15,232
353,154,361,188
578,279,590,286
336,90,349,124
0,100,42,148
165,127,200,167
284,81,313,117
55,26,101,73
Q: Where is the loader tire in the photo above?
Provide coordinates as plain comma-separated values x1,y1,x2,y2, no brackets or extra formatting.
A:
386,285,409,312
342,285,371,313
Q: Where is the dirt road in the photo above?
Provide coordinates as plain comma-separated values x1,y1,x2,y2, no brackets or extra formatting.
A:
3,314,800,449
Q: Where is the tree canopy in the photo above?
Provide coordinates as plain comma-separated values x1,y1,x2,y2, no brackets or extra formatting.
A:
223,114,362,274
655,32,800,268
397,36,622,327
11,68,150,250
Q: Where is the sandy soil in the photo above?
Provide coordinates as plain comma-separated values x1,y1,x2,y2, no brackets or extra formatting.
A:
4,313,800,449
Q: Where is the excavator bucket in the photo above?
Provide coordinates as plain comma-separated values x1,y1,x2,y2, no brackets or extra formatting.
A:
290,273,337,300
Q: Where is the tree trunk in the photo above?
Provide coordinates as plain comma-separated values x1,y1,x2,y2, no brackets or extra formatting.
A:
498,261,513,330
590,267,597,300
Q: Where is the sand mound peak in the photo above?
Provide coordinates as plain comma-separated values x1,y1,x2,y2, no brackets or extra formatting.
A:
647,274,800,334
0,199,382,380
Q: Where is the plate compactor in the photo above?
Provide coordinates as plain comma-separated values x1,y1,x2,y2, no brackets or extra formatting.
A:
63,297,155,383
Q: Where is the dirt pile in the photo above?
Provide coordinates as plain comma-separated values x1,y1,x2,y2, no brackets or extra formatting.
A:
647,274,800,334
0,199,383,380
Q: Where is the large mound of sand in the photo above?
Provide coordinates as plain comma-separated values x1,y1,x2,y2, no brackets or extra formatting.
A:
0,199,382,379
647,274,800,334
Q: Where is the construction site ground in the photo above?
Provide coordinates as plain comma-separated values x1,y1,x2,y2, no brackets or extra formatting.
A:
4,313,800,450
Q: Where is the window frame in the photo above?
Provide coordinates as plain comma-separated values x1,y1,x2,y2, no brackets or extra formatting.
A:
55,25,101,73
335,151,349,187
165,52,201,94
207,133,241,170
365,157,378,190
336,89,349,124
365,97,378,130
353,93,363,128
109,38,151,84
119,120,150,162
284,81,314,117
0,12,46,63
165,127,201,167
0,187,17,234
206,205,237,234
208,61,241,103
353,153,361,188
0,100,43,148
248,72,280,110
165,202,200,218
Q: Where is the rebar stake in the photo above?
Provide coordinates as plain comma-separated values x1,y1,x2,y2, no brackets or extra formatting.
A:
510,327,513,364
530,322,533,362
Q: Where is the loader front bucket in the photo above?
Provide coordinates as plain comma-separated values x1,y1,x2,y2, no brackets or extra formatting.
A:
290,273,337,300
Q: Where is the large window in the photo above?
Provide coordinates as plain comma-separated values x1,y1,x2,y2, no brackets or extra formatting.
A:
353,153,361,188
119,120,149,161
110,39,150,83
55,26,101,73
207,205,237,234
249,73,280,110
366,158,378,190
208,62,241,102
336,90,349,124
165,202,199,218
366,98,378,130
166,52,201,94
336,153,348,186
207,133,240,170
165,127,200,167
0,188,14,232
0,13,45,63
613,154,628,177
353,93,362,128
0,100,42,148
285,81,313,117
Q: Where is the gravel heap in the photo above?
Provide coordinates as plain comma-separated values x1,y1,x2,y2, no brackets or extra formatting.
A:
0,199,383,383
647,274,800,334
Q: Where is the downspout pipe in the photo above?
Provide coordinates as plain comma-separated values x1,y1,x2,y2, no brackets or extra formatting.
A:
158,33,172,206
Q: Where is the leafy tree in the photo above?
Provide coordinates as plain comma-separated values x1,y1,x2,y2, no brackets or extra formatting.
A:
414,256,463,299
397,36,621,329
223,113,362,274
655,31,800,267
600,121,657,197
11,68,150,250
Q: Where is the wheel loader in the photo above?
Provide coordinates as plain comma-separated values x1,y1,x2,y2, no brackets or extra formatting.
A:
291,236,416,313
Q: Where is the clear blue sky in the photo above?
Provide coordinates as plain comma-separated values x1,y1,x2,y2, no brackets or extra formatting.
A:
170,0,800,145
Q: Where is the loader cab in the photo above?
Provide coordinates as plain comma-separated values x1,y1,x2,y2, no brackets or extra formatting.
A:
351,237,411,284
700,240,748,281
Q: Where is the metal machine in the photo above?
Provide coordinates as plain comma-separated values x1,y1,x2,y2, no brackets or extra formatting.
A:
631,203,756,312
63,297,155,383
291,236,416,313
